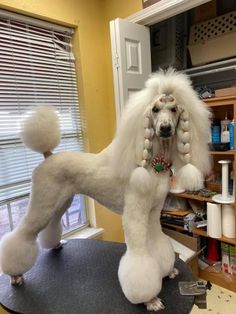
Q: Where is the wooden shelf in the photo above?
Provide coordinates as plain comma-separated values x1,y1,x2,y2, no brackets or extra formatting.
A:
192,228,236,245
209,150,234,155
168,95,236,293
204,96,236,106
161,222,185,231
169,192,213,203
199,269,236,292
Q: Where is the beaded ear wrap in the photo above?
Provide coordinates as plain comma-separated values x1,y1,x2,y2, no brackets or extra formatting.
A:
129,106,154,194
176,108,204,191
141,107,154,168
177,108,191,164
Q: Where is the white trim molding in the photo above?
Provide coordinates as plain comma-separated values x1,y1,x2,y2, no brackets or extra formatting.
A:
65,227,104,240
0,9,73,33
127,0,210,26
87,197,97,228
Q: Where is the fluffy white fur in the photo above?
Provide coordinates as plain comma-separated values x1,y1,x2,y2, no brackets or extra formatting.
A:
0,69,211,311
177,163,204,191
21,106,61,153
0,230,39,276
129,167,151,194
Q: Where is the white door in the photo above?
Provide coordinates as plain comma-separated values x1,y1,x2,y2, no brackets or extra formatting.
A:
110,18,151,124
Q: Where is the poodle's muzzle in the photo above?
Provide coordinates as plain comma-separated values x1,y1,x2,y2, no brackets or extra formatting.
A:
159,124,172,138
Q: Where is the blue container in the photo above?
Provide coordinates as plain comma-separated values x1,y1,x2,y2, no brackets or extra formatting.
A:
211,120,220,144
229,120,234,150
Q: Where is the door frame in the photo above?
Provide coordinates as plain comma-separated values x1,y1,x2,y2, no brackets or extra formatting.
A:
126,0,210,26
110,0,211,124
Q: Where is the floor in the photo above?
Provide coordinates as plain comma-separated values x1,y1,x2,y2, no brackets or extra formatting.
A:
190,283,236,314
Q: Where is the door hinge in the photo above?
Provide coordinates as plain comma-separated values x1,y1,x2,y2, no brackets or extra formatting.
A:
114,54,120,68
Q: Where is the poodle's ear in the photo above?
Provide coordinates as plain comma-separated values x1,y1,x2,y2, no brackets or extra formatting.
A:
173,87,212,191
111,88,155,182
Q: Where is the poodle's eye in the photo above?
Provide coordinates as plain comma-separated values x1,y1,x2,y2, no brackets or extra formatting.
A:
171,107,177,113
152,106,159,113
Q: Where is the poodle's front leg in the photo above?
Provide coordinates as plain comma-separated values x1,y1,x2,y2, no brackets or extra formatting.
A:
148,206,176,278
118,187,162,307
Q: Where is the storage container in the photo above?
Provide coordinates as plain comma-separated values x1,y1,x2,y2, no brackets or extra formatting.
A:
188,11,236,66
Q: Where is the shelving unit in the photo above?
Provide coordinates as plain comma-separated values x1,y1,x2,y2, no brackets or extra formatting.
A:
164,96,236,291
170,192,213,203
210,151,234,155
161,222,185,232
192,228,235,246
199,269,236,292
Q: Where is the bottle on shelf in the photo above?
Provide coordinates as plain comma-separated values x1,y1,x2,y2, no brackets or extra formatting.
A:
220,112,230,144
211,119,220,144
229,119,234,150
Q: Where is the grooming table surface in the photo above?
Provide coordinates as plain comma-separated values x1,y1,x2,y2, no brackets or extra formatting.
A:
0,239,194,314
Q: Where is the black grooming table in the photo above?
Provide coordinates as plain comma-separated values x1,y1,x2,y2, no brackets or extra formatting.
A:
0,239,194,314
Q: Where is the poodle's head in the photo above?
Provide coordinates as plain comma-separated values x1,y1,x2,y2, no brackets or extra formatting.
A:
112,69,212,191
146,94,181,140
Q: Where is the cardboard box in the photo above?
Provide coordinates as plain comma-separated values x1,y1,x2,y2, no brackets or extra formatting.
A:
163,228,198,251
163,227,199,278
188,11,236,66
192,0,217,23
142,0,161,9
221,243,230,274
229,245,236,275
215,86,236,98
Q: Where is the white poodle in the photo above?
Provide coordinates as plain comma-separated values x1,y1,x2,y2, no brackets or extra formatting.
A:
0,69,211,311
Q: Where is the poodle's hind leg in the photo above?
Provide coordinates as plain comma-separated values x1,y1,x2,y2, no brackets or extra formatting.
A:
38,197,74,250
0,178,73,285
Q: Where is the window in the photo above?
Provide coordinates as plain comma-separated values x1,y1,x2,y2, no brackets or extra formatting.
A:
0,10,87,238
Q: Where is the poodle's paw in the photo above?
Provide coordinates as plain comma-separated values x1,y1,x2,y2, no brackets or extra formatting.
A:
118,252,162,304
10,275,24,286
168,267,179,279
53,239,67,250
145,297,165,312
0,231,39,276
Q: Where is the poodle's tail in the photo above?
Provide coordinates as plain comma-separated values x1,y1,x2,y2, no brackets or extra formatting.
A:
20,106,61,158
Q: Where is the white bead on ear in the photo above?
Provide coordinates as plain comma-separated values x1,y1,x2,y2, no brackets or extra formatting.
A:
177,142,190,154
143,117,151,128
144,139,152,149
177,108,191,164
139,107,154,168
179,120,189,131
177,129,190,143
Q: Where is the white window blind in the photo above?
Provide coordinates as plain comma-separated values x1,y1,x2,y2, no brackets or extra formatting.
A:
0,10,84,203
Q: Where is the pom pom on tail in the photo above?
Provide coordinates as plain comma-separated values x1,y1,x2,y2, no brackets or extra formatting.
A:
21,106,60,153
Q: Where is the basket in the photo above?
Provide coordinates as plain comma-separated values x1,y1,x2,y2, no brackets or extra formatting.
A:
150,14,187,71
188,11,236,66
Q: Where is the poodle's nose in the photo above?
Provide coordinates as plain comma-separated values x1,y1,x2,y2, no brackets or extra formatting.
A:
160,124,171,137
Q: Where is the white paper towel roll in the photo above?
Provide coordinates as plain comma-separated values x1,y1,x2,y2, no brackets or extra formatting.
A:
207,202,222,238
222,205,235,238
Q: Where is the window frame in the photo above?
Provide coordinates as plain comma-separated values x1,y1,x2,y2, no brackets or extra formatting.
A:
0,9,91,238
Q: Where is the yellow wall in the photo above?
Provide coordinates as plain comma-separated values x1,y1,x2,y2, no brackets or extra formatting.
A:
98,0,142,242
102,0,143,137
0,0,142,243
